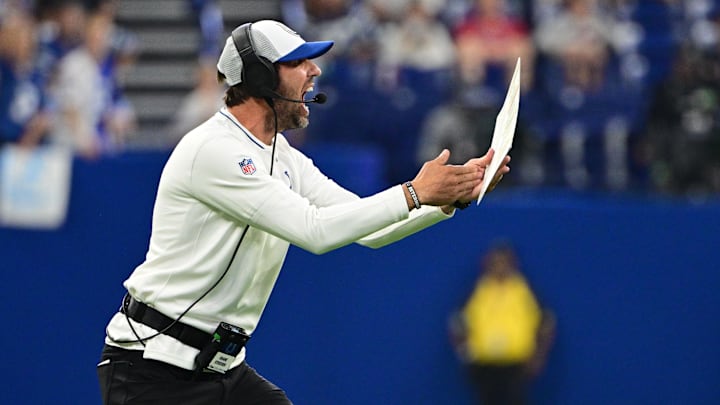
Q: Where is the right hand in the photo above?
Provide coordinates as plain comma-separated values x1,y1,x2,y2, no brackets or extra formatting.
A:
409,149,482,207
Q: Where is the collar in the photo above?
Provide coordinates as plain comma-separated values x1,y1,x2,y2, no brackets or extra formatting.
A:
219,107,266,150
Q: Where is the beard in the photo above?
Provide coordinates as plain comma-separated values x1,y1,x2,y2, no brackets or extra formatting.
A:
264,83,309,133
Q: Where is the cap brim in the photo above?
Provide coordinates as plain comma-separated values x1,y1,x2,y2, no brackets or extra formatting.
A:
277,41,334,62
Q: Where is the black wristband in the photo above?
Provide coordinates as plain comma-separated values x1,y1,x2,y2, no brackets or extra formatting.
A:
404,182,421,209
453,200,471,210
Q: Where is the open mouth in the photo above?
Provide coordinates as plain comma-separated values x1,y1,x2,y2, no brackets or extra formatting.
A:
302,85,315,102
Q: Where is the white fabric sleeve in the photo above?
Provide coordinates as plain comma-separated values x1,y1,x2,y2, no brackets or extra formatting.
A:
189,137,410,254
356,205,453,249
289,148,455,249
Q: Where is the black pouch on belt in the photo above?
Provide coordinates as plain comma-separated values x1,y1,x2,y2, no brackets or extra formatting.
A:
194,322,250,374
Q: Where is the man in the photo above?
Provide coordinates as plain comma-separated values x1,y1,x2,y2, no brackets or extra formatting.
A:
451,243,555,405
97,20,510,404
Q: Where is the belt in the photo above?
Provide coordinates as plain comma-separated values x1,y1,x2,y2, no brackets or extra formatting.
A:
121,294,211,351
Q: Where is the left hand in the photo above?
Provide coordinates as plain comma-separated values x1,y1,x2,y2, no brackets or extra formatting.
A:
461,148,511,202
440,149,510,213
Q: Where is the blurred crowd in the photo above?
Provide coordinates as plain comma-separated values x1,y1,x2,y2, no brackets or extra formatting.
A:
0,0,139,159
2,0,720,198
285,0,720,197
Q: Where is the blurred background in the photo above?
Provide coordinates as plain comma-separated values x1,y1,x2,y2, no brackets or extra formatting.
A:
1,0,719,404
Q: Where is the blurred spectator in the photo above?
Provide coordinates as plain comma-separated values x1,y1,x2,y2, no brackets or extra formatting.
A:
534,0,617,91
89,0,139,151
450,242,555,405
453,0,535,92
370,0,458,183
164,0,224,143
164,60,224,142
532,0,646,190
89,0,140,94
0,6,50,148
188,0,223,63
415,84,497,167
34,0,86,86
375,0,456,78
49,11,135,158
641,7,720,196
283,0,374,64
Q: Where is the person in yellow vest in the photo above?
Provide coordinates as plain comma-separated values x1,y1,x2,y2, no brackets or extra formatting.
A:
450,242,556,405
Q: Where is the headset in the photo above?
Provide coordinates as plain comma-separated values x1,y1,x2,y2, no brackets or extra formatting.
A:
231,22,278,99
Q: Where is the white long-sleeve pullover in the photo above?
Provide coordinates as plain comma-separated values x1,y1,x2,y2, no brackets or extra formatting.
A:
105,108,451,370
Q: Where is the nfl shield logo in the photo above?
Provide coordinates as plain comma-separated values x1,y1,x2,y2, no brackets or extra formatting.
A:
239,158,256,175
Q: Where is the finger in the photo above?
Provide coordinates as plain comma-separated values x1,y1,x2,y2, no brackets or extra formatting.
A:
448,163,481,176
488,177,502,192
488,170,508,191
476,149,495,166
464,180,483,200
455,176,483,196
434,149,450,165
466,152,493,169
470,168,486,182
464,157,484,167
472,181,483,196
450,178,473,196
499,160,512,174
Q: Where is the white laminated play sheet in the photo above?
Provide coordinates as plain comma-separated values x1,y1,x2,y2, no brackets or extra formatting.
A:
477,58,521,205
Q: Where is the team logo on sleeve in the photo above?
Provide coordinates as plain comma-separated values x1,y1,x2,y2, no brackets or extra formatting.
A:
238,158,257,175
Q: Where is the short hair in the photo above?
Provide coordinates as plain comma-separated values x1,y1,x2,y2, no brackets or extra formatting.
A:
217,71,251,107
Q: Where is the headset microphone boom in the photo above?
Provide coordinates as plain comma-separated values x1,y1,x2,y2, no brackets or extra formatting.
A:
266,90,327,104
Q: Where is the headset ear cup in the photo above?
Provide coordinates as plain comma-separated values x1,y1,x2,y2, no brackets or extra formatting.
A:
244,56,278,98
243,62,268,97
232,23,279,98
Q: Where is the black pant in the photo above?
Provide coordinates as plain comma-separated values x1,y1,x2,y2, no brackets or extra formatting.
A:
468,363,528,405
97,345,292,405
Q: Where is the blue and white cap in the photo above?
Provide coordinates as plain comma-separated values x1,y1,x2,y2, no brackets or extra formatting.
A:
217,20,334,86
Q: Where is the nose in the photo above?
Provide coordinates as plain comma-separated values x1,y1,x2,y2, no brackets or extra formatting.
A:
308,60,322,78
